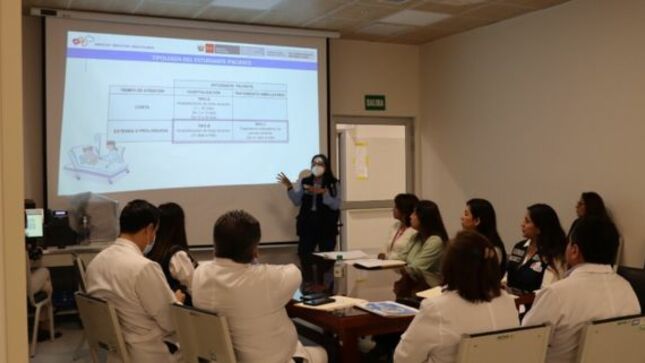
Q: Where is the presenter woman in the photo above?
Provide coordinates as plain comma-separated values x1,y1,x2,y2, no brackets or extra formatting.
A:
277,154,341,290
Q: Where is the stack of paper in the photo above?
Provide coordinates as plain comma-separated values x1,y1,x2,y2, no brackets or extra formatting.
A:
294,295,368,311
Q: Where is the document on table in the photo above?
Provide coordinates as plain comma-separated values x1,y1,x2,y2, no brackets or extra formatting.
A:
294,295,368,311
313,250,369,260
350,259,406,270
416,286,444,299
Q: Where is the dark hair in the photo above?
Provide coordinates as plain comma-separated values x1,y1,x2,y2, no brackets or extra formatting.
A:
213,210,261,264
527,204,566,271
119,199,159,234
146,202,188,263
311,154,339,196
394,193,419,227
442,230,502,303
570,216,619,265
467,198,507,272
413,200,449,245
580,192,610,219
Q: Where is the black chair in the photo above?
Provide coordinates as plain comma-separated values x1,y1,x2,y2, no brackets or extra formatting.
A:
617,266,645,312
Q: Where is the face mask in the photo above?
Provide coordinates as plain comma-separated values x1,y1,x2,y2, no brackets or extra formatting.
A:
312,165,325,177
143,234,156,255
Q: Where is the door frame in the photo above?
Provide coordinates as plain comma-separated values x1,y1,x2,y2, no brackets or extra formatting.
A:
330,115,415,210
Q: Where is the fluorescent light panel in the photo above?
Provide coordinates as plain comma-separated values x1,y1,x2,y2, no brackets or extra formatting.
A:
210,0,283,11
379,9,451,27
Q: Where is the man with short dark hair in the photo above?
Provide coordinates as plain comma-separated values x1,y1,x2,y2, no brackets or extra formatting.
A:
523,216,640,363
85,199,184,362
192,210,327,363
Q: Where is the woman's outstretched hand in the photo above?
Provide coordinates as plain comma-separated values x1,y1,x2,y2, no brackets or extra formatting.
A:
276,172,293,189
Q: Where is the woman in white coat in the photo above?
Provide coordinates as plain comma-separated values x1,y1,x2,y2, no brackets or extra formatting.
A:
379,193,419,260
394,230,520,363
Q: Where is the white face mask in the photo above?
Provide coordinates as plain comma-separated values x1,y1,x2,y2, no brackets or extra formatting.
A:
143,231,156,255
311,165,325,177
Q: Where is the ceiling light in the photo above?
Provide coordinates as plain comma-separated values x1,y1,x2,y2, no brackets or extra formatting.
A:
210,0,283,11
379,9,451,27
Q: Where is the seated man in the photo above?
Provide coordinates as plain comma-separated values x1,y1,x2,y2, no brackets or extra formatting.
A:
85,199,184,362
523,216,640,363
192,210,327,363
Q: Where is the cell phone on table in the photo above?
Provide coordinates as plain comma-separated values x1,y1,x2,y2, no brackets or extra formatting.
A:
303,297,335,306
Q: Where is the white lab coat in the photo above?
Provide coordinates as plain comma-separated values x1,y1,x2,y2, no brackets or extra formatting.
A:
85,238,179,363
169,250,195,292
192,258,326,363
394,290,520,363
522,263,641,363
384,222,417,260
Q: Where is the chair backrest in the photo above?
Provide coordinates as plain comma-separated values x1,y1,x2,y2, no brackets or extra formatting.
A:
170,303,236,363
617,266,645,312
72,254,88,293
576,314,645,363
74,292,130,363
456,324,551,363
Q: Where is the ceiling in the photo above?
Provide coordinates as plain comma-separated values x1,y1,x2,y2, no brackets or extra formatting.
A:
24,0,571,44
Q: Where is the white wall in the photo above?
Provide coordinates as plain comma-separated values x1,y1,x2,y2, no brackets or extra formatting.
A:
420,0,645,267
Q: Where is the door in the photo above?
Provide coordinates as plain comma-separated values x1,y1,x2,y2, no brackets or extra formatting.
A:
331,116,414,253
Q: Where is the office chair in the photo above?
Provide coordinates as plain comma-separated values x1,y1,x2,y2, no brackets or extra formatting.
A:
170,303,236,363
617,266,645,312
26,255,55,357
576,314,645,363
75,292,130,363
456,324,551,363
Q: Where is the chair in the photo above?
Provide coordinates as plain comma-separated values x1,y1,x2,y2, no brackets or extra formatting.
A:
170,303,236,363
576,314,645,363
455,324,551,363
617,266,645,312
74,292,130,363
26,255,55,357
72,254,89,361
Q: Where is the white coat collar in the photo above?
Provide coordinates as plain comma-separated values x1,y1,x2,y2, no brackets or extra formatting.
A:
213,257,249,268
567,263,613,278
114,237,144,256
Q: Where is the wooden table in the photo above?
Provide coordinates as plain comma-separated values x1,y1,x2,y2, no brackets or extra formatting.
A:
287,303,413,363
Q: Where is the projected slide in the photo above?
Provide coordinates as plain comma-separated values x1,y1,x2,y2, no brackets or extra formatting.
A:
58,31,320,196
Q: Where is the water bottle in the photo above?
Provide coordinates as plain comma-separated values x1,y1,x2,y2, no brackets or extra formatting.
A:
333,254,346,296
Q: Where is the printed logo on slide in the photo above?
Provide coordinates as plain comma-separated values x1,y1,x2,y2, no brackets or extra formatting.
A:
72,35,95,47
197,43,215,53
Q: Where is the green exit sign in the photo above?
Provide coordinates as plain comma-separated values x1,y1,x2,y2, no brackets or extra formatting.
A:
365,95,386,111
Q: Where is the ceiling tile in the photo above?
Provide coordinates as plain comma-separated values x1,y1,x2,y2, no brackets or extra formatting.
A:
136,1,206,18
390,26,457,44
28,0,71,9
253,0,349,27
356,0,425,8
379,9,452,26
411,0,490,15
463,3,531,20
331,3,399,22
306,16,366,32
69,0,140,13
496,0,570,9
355,22,415,36
195,6,265,22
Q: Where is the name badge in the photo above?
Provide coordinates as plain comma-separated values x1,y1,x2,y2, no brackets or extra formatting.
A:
530,261,544,273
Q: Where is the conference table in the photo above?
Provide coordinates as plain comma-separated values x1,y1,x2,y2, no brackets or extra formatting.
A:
287,287,535,363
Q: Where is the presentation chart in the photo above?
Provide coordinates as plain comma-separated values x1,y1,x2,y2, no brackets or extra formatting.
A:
108,80,289,143
58,30,320,195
